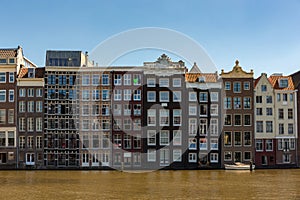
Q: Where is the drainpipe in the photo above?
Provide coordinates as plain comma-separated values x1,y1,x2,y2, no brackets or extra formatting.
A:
294,90,298,167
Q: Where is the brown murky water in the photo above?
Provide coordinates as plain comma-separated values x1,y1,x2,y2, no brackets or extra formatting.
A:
0,169,299,199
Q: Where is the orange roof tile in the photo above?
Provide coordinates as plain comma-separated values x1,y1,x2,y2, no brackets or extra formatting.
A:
0,49,17,58
186,73,217,83
18,68,28,78
268,75,294,90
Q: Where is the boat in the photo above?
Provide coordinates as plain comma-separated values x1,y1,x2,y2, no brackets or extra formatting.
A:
224,162,255,170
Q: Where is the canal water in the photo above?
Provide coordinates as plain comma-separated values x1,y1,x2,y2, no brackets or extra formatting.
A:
0,169,299,199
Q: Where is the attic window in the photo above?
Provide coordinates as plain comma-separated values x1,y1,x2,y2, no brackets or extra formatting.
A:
0,59,6,64
198,77,205,83
279,79,288,88
28,68,35,78
9,58,15,64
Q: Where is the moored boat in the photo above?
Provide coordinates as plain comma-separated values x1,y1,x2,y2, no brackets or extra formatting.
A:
224,162,255,170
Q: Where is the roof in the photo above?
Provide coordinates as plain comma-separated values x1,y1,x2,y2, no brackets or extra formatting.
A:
268,75,294,90
0,48,18,58
18,67,45,78
220,60,253,78
189,62,201,73
18,68,28,78
185,73,218,83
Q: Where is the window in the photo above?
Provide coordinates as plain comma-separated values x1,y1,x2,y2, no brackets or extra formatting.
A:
279,123,284,134
133,74,141,85
147,91,156,102
133,104,141,116
189,118,197,135
200,138,207,150
283,93,288,102
92,74,100,85
200,105,207,116
266,121,273,133
123,104,131,116
244,82,250,90
113,134,122,149
0,90,6,102
27,118,34,132
124,89,131,101
159,109,169,126
210,139,218,150
290,93,293,102
28,101,34,112
277,93,281,102
189,105,197,115
124,135,131,149
160,130,169,145
288,109,293,119
224,97,231,109
173,149,182,162
82,105,89,116
82,90,90,101
19,136,25,148
279,79,288,88
58,75,66,85
173,78,181,87
261,85,267,92
233,97,241,109
173,109,182,126
102,90,110,101
0,132,5,146
159,91,169,102
173,130,182,146
189,92,197,101
19,118,25,131
210,92,218,102
173,91,181,102
0,72,6,83
199,119,207,135
199,92,208,102
288,124,293,134
133,90,141,101
266,96,272,103
256,108,263,116
189,138,197,150
0,59,6,64
27,136,33,148
244,152,251,161
224,132,232,146
102,74,109,85
233,82,241,93
36,88,43,97
8,109,14,124
147,149,156,162
224,152,232,161
28,88,34,97
147,130,156,145
224,114,232,126
210,119,218,135
19,88,25,97
147,78,155,87
19,101,25,112
256,139,263,151
209,104,217,115
82,120,89,130
256,121,263,133
234,115,241,126
234,132,242,146
123,118,131,130
113,119,121,130
36,101,43,112
244,115,251,126
92,105,99,116
266,108,273,116
9,72,14,83
114,90,122,101
225,82,231,90
243,97,251,109
36,118,42,132
8,90,14,102
278,109,284,119
189,153,197,163
256,96,262,103
159,78,169,87
114,74,122,85
147,109,156,126
123,74,131,85
209,153,218,163
133,135,141,149
266,139,273,151
113,104,121,116
244,132,251,146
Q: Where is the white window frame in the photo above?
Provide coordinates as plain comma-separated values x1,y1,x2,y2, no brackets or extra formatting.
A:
147,130,156,145
147,91,156,102
173,78,181,87
189,92,197,101
123,74,131,85
173,91,181,102
147,78,155,87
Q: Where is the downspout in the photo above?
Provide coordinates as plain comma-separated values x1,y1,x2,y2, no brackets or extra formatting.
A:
294,89,298,167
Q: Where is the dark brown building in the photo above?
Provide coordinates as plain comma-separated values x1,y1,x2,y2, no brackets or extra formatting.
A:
220,60,255,167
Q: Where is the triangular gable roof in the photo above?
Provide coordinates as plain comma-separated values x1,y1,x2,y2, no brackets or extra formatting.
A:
189,62,201,73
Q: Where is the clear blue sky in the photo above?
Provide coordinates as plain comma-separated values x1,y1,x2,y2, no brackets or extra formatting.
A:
1,0,300,77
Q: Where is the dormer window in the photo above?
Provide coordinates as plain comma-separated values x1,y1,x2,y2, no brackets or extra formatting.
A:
279,79,288,88
28,68,35,78
198,77,205,83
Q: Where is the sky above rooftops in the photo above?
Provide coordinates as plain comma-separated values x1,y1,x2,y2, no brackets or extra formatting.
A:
1,0,300,77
